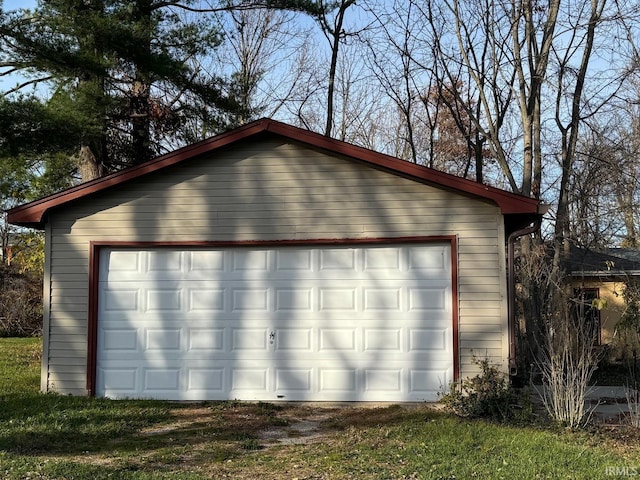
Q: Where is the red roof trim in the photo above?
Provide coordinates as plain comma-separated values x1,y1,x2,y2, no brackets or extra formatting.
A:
7,118,540,228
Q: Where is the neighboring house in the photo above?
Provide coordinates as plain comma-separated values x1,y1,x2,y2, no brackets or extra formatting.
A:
566,247,640,349
7,119,542,402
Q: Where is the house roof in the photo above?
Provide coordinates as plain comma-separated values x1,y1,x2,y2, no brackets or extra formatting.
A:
6,118,543,230
566,247,640,277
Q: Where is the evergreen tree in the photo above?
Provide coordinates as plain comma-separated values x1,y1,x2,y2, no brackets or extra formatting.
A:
0,0,239,180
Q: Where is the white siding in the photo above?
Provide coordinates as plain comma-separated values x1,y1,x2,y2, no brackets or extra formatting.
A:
44,139,507,395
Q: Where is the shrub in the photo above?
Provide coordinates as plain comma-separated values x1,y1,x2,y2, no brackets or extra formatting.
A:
535,288,601,429
0,264,42,337
440,357,520,422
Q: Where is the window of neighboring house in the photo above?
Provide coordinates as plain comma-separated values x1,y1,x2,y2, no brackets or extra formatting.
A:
573,288,601,346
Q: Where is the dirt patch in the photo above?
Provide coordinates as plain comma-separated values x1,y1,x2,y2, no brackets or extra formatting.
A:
258,405,339,445
138,407,214,436
138,403,430,448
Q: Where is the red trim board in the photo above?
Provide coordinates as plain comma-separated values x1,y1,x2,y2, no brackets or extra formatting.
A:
86,236,460,396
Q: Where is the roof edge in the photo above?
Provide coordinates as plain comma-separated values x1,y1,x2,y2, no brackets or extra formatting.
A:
7,118,541,229
569,270,640,277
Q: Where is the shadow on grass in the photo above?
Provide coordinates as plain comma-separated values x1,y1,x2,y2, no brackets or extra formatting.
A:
0,393,292,460
0,393,172,455
319,404,438,431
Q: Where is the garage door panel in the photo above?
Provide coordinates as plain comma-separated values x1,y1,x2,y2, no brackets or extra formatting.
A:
101,327,140,352
319,248,357,272
188,250,225,272
232,249,269,271
275,249,313,271
319,288,357,311
363,288,402,311
147,289,182,311
407,246,448,272
363,247,402,271
187,368,225,393
319,368,357,394
408,287,449,311
189,289,225,311
409,328,449,351
97,244,454,401
148,250,183,273
231,366,268,391
144,368,181,391
187,366,227,395
146,328,181,350
364,368,402,393
363,328,402,352
275,288,313,311
101,288,140,312
275,368,313,393
410,368,451,394
231,288,269,311
319,328,357,352
99,367,137,394
275,328,312,351
188,329,225,350
231,328,268,351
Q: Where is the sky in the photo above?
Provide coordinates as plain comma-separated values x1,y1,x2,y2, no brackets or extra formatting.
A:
3,0,36,9
0,0,37,93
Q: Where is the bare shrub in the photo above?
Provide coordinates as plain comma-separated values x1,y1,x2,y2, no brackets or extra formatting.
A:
533,273,601,427
517,242,602,428
625,387,640,428
0,264,42,337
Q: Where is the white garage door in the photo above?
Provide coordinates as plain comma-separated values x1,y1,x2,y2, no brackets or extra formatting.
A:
96,244,454,401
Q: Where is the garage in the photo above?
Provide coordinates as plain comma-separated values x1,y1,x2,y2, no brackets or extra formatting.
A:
7,118,542,399
96,243,454,401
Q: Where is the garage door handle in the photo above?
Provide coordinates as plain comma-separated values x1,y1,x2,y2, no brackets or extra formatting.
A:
269,331,275,344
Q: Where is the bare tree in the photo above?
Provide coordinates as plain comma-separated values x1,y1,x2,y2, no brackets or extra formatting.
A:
363,0,422,162
423,0,520,191
218,7,307,124
568,121,640,249
316,0,358,137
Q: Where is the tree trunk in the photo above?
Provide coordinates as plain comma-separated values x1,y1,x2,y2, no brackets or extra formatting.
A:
130,0,153,164
77,145,102,181
322,0,354,137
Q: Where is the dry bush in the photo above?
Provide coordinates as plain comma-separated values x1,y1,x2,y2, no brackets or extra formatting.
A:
625,388,640,428
517,242,601,428
535,296,601,428
0,264,42,337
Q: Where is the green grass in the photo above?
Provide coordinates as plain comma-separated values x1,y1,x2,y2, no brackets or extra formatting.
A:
1,338,640,479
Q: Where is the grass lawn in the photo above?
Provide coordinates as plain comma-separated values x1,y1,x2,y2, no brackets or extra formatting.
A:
1,338,640,479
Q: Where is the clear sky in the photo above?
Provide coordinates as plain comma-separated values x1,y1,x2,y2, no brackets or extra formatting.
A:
2,1,36,10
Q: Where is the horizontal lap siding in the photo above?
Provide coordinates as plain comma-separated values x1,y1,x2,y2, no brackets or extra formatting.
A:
45,139,506,394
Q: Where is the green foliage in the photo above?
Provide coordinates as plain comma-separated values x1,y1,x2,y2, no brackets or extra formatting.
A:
0,0,240,176
0,95,92,157
10,231,44,276
440,357,527,422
